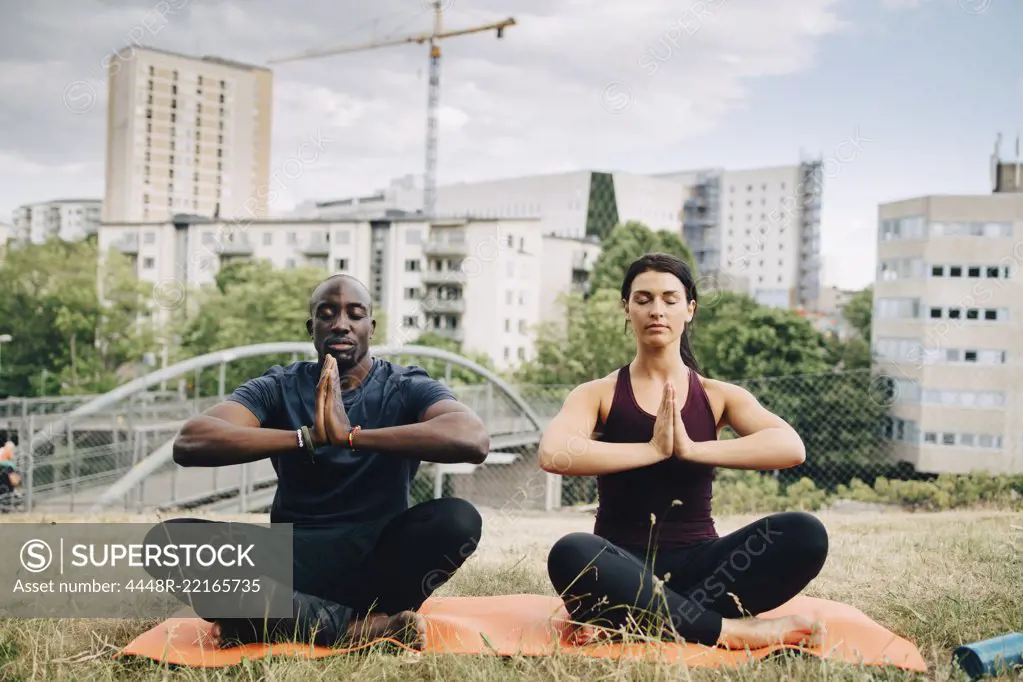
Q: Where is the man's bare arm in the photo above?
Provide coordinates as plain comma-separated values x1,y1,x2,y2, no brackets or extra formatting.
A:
350,400,491,465
172,402,302,467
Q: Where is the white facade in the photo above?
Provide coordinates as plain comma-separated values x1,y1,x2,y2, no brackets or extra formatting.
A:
103,47,273,224
11,199,102,244
98,216,596,369
538,235,602,325
664,162,823,309
301,170,686,239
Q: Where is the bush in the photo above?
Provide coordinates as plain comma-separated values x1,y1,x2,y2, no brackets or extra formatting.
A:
712,470,1023,514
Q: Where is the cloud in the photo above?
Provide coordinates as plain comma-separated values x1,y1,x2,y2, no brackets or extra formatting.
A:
0,0,845,218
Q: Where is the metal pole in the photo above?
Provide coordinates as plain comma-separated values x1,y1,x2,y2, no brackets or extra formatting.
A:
434,465,444,499
25,415,34,512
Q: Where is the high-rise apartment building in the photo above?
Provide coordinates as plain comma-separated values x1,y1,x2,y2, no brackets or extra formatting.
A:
662,161,824,310
103,46,273,224
98,215,599,369
11,199,102,243
873,190,1023,475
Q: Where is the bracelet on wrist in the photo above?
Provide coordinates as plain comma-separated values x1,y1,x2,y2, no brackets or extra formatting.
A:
298,426,317,463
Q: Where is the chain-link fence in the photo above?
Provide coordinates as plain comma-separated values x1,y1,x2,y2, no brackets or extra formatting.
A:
424,369,908,513
4,367,1019,516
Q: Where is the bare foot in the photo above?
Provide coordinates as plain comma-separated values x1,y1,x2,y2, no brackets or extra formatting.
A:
717,615,823,650
567,622,612,646
346,611,427,651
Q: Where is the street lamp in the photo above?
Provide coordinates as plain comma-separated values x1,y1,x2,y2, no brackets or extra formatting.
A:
0,334,11,388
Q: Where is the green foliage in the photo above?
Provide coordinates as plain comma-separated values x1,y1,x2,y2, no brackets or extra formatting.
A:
0,239,155,397
691,306,831,380
395,331,497,386
173,262,328,396
824,334,873,370
588,221,698,296
711,469,1023,515
843,286,873,341
513,289,633,385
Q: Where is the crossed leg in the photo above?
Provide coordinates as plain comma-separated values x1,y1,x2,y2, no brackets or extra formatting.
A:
547,511,829,648
144,497,482,649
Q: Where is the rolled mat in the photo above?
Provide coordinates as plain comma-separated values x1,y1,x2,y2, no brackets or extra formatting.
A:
116,593,927,671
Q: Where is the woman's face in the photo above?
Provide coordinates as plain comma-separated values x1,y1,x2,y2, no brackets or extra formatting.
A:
624,270,695,347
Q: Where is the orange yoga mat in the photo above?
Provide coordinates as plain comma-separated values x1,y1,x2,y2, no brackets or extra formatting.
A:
116,593,927,672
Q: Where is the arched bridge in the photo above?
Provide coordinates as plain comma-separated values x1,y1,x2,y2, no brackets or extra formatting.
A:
21,343,561,514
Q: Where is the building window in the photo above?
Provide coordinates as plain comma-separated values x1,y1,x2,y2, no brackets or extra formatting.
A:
402,316,418,328
404,287,419,299
143,257,155,269
335,258,348,271
405,259,421,272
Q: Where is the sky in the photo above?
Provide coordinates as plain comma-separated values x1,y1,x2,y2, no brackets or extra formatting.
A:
0,0,1020,291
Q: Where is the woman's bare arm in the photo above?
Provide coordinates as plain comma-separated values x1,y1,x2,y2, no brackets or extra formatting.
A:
538,380,669,476
683,381,806,470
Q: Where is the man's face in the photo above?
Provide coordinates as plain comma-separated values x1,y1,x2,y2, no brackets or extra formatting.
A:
306,280,376,370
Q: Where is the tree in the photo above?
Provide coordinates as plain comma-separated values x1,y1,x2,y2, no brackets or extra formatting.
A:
588,221,698,296
690,305,832,381
173,263,330,396
391,330,496,385
513,289,634,386
843,286,873,341
0,239,155,397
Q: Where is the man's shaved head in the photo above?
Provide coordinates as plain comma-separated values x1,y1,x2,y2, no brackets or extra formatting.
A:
308,274,372,317
306,274,376,370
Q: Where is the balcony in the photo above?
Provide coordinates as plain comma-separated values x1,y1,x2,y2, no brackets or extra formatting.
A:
421,268,467,285
113,234,139,254
572,252,593,271
430,327,464,343
423,239,468,256
217,235,253,255
422,296,466,314
300,238,330,256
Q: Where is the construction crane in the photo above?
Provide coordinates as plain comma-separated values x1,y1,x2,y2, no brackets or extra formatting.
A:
268,3,516,218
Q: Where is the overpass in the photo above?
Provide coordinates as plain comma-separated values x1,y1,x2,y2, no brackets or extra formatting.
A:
17,343,563,514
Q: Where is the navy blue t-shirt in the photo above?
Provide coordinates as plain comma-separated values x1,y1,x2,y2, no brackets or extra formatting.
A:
227,357,457,528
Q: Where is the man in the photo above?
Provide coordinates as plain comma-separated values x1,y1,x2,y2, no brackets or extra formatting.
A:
152,273,491,649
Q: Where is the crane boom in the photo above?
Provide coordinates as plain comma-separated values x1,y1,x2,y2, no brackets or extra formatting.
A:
267,5,516,218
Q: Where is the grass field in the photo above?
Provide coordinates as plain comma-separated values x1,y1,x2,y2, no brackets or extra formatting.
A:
0,508,1020,680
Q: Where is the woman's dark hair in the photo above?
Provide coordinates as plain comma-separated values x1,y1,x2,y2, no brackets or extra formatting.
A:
620,252,701,373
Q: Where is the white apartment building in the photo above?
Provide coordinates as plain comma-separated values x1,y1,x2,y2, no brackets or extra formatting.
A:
300,170,685,240
659,161,824,309
872,192,1023,475
11,199,102,243
103,46,273,224
98,215,600,369
299,162,823,310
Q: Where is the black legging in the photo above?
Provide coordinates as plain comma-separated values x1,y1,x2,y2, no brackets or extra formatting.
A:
143,497,482,646
547,511,829,645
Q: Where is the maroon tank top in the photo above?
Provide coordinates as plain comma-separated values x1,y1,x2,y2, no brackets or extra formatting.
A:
592,364,719,549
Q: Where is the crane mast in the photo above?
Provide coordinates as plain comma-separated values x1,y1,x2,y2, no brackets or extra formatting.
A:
268,3,516,219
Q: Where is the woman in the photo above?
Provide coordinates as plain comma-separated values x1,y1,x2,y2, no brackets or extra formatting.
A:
538,252,828,650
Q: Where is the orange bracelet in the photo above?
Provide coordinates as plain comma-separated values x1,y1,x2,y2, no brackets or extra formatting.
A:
348,425,361,449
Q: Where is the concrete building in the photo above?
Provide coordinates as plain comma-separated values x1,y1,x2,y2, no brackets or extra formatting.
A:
11,199,102,243
872,191,1023,475
298,170,686,240
103,46,273,224
659,161,824,309
98,215,599,370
